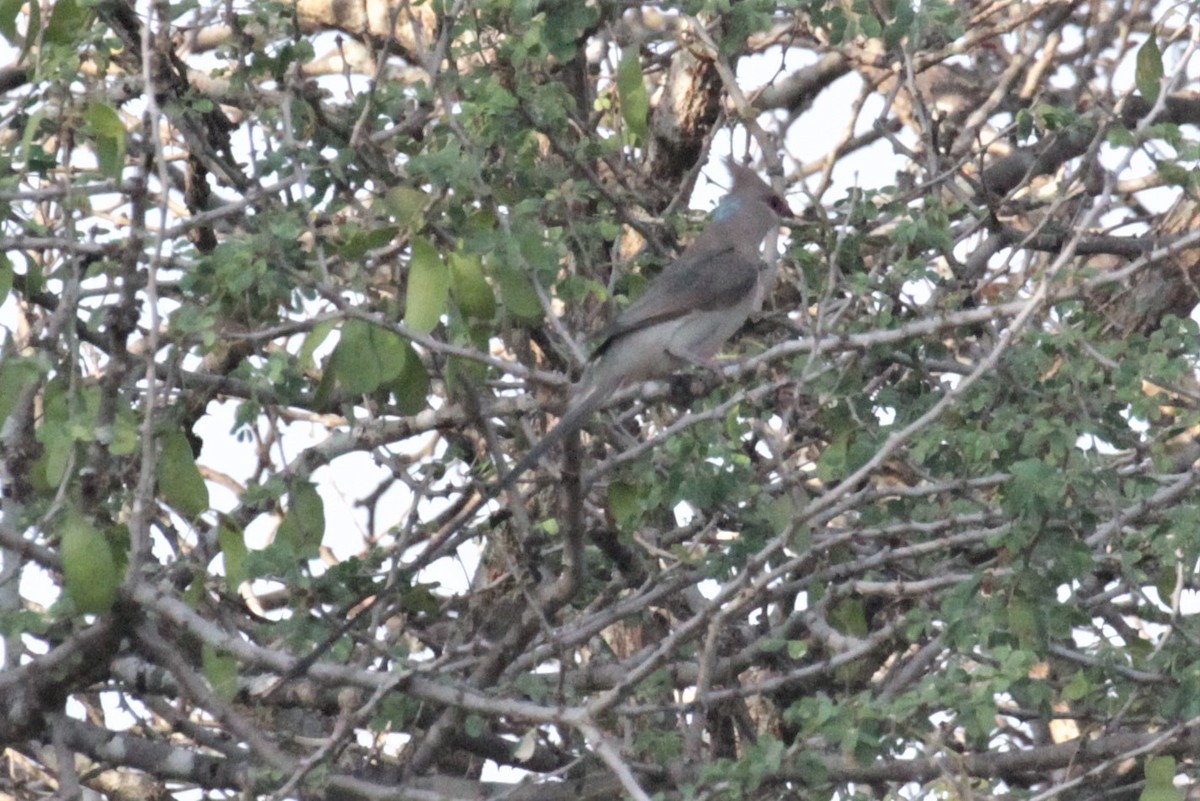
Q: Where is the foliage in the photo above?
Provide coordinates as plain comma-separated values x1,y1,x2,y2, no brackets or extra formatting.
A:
2,1,1200,800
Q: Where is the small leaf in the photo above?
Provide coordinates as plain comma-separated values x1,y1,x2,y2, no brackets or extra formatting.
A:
339,225,398,259
1007,596,1040,647
328,320,408,396
494,264,543,322
464,714,485,739
298,319,336,370
23,259,43,296
0,0,24,44
388,344,430,415
60,507,120,614
1155,568,1178,611
84,104,126,180
1003,457,1063,518
0,253,11,303
384,186,430,234
829,598,868,636
765,495,795,536
158,428,209,519
1145,756,1176,785
0,355,45,426
514,672,550,702
448,252,496,321
108,412,140,456
36,428,73,490
860,14,882,39
1135,35,1164,105
816,434,849,482
1015,108,1034,139
20,108,48,174
1062,670,1091,701
84,103,125,139
275,481,325,555
218,520,249,590
608,481,641,529
616,46,649,142
444,354,486,402
43,0,88,44
1140,756,1183,801
1141,786,1184,801
404,237,449,334
202,643,239,702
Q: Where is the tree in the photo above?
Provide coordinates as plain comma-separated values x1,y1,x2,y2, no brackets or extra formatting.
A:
3,0,1200,799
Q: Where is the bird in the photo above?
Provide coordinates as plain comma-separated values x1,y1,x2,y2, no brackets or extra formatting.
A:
496,158,793,492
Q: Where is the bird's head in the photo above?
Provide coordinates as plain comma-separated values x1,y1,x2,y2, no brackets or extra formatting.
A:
709,158,794,245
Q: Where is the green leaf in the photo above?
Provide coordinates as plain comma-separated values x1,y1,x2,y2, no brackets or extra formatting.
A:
84,102,125,140
540,3,599,61
1145,755,1176,785
1062,670,1091,701
0,0,24,44
608,480,641,529
339,225,398,259
448,251,496,321
43,0,88,44
860,13,882,39
299,319,336,371
21,108,48,175
1015,108,1034,139
328,320,408,396
494,263,543,322
405,237,449,334
109,411,140,456
829,598,867,636
464,713,485,739
1007,596,1040,648
373,694,420,730
616,46,649,142
1155,567,1178,610
35,427,73,491
202,643,239,702
276,480,325,555
0,253,10,304
218,521,249,590
514,672,550,703
60,507,120,614
158,428,209,519
1140,756,1183,801
1135,35,1163,105
1002,458,1063,518
0,355,45,426
388,342,429,415
816,434,848,482
760,494,795,536
84,103,126,180
384,186,430,234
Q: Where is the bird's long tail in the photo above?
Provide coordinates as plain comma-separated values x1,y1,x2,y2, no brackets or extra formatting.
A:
495,365,623,494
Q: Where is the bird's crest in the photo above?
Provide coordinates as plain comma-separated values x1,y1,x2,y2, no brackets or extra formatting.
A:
725,157,773,196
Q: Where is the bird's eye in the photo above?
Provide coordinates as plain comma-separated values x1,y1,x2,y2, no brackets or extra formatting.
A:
769,195,790,215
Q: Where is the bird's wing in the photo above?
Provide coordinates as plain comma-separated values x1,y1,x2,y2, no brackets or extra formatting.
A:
592,245,760,357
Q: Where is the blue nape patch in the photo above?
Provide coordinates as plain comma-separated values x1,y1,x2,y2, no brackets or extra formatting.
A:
712,196,743,222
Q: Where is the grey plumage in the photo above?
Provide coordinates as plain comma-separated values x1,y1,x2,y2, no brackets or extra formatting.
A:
497,160,792,491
